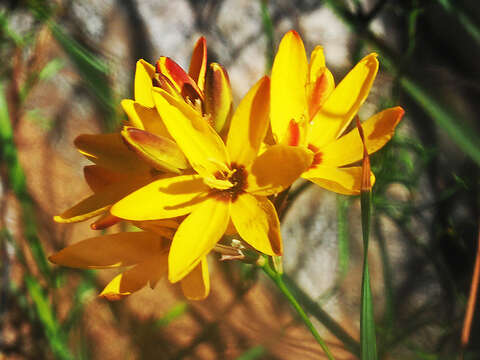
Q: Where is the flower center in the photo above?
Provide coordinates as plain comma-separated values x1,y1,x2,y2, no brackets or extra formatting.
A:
212,163,247,202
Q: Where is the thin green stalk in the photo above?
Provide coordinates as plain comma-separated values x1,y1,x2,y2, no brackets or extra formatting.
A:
261,259,335,360
360,189,378,360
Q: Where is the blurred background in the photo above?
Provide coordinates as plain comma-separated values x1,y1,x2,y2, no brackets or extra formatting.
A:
1,0,480,359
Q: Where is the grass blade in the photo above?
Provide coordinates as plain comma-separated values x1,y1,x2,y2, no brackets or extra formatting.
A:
358,120,378,360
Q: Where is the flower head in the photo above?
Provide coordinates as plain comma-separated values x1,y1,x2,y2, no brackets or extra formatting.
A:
270,30,404,194
111,77,313,283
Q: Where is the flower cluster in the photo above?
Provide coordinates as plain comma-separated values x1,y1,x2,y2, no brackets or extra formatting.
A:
50,31,404,300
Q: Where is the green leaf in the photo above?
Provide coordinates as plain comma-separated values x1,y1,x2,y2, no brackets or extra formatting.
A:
25,276,74,360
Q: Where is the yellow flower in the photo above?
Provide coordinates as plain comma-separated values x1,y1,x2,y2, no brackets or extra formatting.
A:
49,220,210,300
270,30,405,195
111,77,313,283
53,37,230,225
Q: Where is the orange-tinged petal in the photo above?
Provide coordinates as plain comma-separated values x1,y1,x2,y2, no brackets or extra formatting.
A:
168,197,230,283
153,88,230,177
231,193,282,256
308,53,379,148
84,165,128,193
74,133,150,174
121,126,188,174
90,213,121,230
111,174,208,221
135,59,156,107
188,37,207,91
121,99,171,138
270,30,308,143
226,77,270,166
156,57,203,102
54,176,152,223
247,144,313,196
99,251,168,300
204,63,233,134
133,219,179,238
181,257,210,300
49,232,165,269
308,46,335,118
321,107,404,167
302,165,376,195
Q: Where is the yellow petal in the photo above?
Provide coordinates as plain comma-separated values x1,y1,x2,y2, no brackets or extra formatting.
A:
49,232,165,269
307,46,335,119
121,99,171,138
153,88,230,177
188,37,207,91
134,59,156,107
321,107,404,167
54,176,152,223
121,99,144,129
121,126,188,174
180,257,210,300
226,77,270,166
302,165,376,195
231,193,282,256
204,63,233,134
308,53,379,148
168,197,230,283
270,30,308,143
247,144,313,196
74,133,150,174
111,174,208,221
99,251,168,300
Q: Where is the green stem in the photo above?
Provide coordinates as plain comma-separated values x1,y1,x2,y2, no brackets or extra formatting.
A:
261,259,335,360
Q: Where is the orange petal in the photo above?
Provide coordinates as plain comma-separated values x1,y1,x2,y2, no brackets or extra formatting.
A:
226,76,270,166
320,107,404,167
74,133,151,174
54,175,152,223
90,213,121,230
247,144,313,196
231,193,282,256
302,165,376,195
270,30,308,143
134,59,156,107
99,251,168,300
188,37,207,91
49,231,165,269
84,165,127,193
204,62,233,134
308,53,379,148
181,257,210,300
